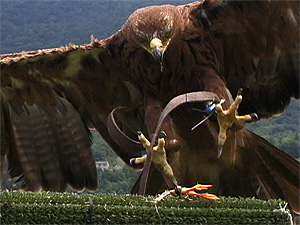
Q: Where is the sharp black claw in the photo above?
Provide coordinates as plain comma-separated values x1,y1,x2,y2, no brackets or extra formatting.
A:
175,185,182,196
159,131,167,139
172,176,179,186
250,113,259,121
237,88,243,96
212,97,219,104
129,158,135,165
217,146,223,158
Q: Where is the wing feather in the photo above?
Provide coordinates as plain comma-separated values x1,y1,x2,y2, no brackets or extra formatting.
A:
55,112,86,191
0,41,104,191
1,34,141,191
242,130,300,213
8,104,43,191
60,98,98,191
200,0,299,118
37,108,67,191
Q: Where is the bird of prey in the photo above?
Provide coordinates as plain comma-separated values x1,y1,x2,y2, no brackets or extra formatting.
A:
1,0,299,214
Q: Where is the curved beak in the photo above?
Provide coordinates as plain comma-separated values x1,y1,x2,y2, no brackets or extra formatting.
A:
152,46,164,71
149,38,165,72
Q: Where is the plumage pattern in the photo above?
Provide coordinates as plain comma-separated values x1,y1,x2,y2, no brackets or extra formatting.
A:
1,0,299,214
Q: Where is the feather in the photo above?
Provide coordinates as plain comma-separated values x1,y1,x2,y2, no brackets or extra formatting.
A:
60,98,97,191
8,104,43,191
243,130,300,213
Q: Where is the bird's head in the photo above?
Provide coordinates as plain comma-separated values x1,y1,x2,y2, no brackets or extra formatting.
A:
148,37,170,71
122,5,181,71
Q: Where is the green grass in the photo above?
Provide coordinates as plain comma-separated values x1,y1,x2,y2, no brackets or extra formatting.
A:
0,191,292,224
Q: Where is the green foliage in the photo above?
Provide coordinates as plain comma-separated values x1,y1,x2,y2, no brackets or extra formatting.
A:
97,167,140,194
90,130,140,194
0,191,292,224
247,99,299,158
90,130,119,164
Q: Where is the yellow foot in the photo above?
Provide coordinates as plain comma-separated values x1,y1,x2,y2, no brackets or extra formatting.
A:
130,131,176,184
215,88,258,157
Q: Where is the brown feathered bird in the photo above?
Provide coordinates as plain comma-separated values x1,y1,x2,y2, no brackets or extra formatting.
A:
1,0,299,213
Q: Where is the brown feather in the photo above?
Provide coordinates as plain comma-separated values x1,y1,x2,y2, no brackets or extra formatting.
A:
242,131,300,213
8,104,43,191
61,98,98,191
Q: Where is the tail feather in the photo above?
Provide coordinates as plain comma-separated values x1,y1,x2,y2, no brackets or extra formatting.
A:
255,137,299,186
255,165,286,200
243,130,300,213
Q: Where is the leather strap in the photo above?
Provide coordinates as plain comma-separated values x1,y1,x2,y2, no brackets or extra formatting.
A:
138,91,219,194
106,91,219,194
107,106,143,154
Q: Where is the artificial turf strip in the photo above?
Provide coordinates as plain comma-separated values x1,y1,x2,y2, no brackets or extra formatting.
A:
0,191,292,224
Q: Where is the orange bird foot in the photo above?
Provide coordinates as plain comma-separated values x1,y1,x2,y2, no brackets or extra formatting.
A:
180,184,220,200
153,184,219,204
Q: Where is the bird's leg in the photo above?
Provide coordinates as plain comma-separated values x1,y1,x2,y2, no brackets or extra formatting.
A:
129,131,150,166
132,132,219,202
144,96,181,153
131,131,176,184
215,88,258,157
136,95,181,190
130,154,147,165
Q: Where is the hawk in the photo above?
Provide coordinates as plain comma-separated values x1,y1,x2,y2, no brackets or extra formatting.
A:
1,0,299,213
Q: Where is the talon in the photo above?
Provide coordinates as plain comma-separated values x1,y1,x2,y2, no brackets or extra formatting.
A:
130,158,135,165
138,132,151,149
130,155,147,165
129,156,146,170
159,131,167,139
249,113,259,122
175,185,182,195
219,99,225,105
215,88,257,156
237,88,243,96
217,146,223,158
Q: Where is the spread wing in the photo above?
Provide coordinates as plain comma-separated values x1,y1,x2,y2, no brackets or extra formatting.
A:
201,0,299,118
1,36,143,191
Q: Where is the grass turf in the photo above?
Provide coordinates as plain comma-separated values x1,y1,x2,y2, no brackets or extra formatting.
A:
0,191,293,224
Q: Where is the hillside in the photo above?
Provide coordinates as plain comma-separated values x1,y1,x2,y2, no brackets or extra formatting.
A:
247,99,299,158
1,0,190,53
